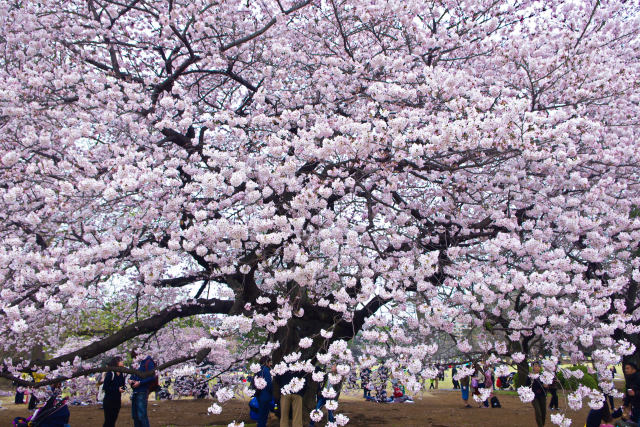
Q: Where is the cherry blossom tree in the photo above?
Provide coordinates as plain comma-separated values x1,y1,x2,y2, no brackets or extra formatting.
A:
1,0,639,424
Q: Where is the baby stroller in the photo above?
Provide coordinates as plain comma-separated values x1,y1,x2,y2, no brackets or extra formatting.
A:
13,395,70,427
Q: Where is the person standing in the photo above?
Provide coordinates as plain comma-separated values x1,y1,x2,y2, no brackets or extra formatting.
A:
128,352,156,427
623,362,640,423
548,374,559,411
435,365,443,389
310,367,335,426
472,363,484,408
483,364,493,408
276,369,306,427
361,367,371,399
103,356,126,427
256,356,273,427
526,361,547,427
460,367,471,408
452,366,460,390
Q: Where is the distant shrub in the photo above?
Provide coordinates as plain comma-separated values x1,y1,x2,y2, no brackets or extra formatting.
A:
514,364,598,391
557,365,598,391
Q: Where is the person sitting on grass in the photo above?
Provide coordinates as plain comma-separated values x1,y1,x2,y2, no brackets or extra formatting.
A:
612,404,639,427
392,383,413,403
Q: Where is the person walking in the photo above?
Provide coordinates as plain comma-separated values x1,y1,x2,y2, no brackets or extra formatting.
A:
128,352,157,427
256,356,273,427
526,361,547,427
460,367,471,408
103,356,126,427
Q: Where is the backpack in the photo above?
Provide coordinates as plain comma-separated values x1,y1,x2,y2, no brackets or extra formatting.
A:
490,396,501,408
149,376,160,393
143,358,160,392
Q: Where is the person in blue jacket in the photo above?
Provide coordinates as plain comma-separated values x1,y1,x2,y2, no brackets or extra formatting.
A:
256,356,273,427
128,351,156,427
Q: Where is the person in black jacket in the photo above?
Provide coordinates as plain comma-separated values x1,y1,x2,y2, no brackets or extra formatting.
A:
623,362,640,423
585,400,613,427
526,361,547,427
103,356,126,427
452,366,460,389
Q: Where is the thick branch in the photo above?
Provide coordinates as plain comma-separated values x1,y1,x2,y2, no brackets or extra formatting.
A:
3,348,211,388
221,0,313,52
30,298,233,370
154,274,208,288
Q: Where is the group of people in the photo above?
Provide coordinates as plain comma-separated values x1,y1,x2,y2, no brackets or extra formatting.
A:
251,355,335,427
252,356,348,427
458,362,500,409
126,357,640,427
584,362,640,427
12,353,640,427
517,360,640,427
97,352,158,427
357,365,413,403
10,351,157,427
428,366,445,390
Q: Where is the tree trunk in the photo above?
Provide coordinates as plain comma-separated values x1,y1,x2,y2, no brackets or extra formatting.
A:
302,381,317,425
516,360,529,388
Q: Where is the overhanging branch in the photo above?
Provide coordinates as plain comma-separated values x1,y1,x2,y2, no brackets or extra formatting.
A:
2,348,211,388
29,298,233,370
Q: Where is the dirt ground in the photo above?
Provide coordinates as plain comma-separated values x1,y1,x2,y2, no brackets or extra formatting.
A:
1,389,595,427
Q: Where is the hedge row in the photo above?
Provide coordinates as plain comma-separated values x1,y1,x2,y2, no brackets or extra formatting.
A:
512,365,598,391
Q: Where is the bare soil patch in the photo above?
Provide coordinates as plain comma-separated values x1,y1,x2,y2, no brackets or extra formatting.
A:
1,389,594,426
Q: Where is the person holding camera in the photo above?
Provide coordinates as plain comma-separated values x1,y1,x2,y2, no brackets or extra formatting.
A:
103,356,126,427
